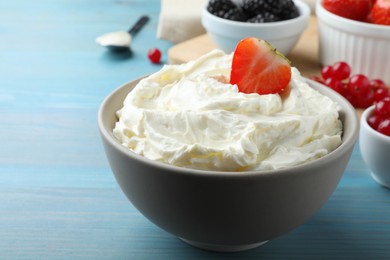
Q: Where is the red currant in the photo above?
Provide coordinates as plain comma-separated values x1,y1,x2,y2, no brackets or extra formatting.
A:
344,93,355,105
374,87,390,102
325,78,346,95
377,118,390,136
368,114,385,130
321,65,334,80
369,79,386,90
375,97,390,117
347,74,370,96
332,61,351,80
353,90,374,109
147,48,162,64
341,93,357,108
311,62,388,110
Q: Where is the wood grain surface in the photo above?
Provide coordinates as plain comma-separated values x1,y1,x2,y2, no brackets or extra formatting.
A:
0,1,389,259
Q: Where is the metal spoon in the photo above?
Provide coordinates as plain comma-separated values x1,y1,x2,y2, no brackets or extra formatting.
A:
96,15,150,51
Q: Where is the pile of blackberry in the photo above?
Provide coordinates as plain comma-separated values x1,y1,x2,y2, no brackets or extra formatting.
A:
207,0,299,23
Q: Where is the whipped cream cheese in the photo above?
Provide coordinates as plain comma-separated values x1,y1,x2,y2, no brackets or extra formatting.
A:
113,50,342,172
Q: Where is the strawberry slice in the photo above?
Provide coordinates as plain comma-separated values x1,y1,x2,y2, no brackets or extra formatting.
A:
230,37,291,95
322,0,372,21
371,0,390,25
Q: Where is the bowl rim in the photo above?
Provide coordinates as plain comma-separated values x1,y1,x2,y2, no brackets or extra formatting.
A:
98,78,359,178
316,0,390,36
361,105,390,141
202,0,310,28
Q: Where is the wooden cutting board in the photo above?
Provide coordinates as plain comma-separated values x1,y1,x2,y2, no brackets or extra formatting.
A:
168,16,322,78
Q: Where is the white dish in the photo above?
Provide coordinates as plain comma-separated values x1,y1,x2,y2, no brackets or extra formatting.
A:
201,0,310,54
316,1,390,84
359,106,390,188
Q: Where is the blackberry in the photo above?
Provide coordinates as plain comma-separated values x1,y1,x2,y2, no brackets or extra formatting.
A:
278,0,299,20
223,9,247,21
242,0,275,18
247,12,281,23
241,0,299,22
207,0,247,22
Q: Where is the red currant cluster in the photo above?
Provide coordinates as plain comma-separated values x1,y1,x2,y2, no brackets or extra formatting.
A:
368,97,390,137
311,61,390,109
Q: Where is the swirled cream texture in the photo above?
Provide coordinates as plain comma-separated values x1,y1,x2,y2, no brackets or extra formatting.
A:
113,50,342,171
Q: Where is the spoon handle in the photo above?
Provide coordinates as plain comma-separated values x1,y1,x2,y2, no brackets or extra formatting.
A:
128,15,150,36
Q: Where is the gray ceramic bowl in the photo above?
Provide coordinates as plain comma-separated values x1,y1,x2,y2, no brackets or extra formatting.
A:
98,78,359,252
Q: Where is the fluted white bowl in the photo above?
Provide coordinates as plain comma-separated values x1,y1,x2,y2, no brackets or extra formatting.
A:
316,1,390,84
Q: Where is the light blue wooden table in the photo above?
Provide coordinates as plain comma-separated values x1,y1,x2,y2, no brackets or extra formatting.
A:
1,0,389,259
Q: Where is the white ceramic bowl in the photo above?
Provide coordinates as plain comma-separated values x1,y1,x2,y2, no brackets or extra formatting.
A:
316,1,390,84
98,78,359,252
359,106,390,188
201,0,310,55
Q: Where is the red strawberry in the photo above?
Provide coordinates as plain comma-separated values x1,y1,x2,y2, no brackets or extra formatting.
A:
230,37,291,95
371,0,390,25
322,0,372,21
